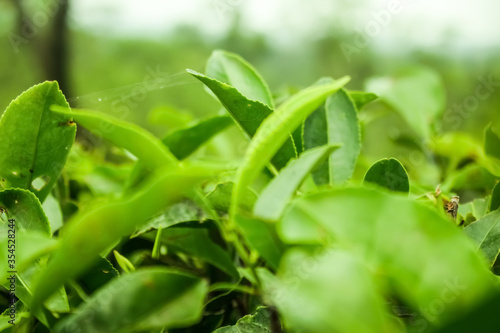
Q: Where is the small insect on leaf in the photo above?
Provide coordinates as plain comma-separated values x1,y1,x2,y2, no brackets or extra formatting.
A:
444,196,459,220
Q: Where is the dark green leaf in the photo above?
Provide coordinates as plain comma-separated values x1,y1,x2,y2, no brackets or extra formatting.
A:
163,115,233,160
0,188,50,235
187,69,296,170
490,182,500,212
484,123,500,160
77,256,119,294
348,90,378,110
433,291,500,333
53,268,208,333
303,83,360,185
214,306,272,333
364,158,410,193
464,210,500,266
235,214,286,270
159,221,239,278
303,106,329,185
133,201,202,237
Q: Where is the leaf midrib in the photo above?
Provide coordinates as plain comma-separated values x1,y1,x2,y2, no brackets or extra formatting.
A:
27,85,52,188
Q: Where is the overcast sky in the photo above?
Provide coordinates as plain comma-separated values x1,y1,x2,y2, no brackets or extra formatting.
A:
71,0,500,51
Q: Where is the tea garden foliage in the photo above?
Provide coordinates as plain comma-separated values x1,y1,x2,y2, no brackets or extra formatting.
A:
1,50,500,332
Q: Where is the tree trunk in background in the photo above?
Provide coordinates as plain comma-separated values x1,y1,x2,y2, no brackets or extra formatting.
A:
44,0,71,99
11,0,72,100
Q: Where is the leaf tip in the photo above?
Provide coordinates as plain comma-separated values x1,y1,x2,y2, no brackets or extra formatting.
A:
186,68,202,76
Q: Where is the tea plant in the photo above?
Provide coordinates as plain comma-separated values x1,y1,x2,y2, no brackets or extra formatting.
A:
1,50,500,333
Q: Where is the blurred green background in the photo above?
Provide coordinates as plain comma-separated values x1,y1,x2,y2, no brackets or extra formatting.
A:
1,0,499,182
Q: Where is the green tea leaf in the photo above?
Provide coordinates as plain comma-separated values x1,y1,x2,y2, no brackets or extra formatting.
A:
163,115,233,160
235,214,286,270
490,182,500,212
279,188,494,324
348,90,378,110
30,165,216,310
459,198,489,222
464,210,500,266
365,67,446,139
206,50,274,107
187,69,296,170
214,306,272,333
0,81,76,202
113,250,136,273
188,69,271,137
51,106,177,169
158,221,239,278
53,268,208,333
364,158,410,193
0,230,64,326
254,145,338,221
325,89,361,184
0,189,65,325
303,105,329,185
0,188,50,235
261,249,399,333
303,83,361,185
231,77,350,215
0,307,30,329
77,256,119,294
0,232,58,282
484,123,500,160
148,105,193,130
42,193,63,233
206,182,257,214
133,201,202,237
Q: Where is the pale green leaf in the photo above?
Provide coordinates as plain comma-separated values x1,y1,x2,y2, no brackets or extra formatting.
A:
254,145,338,221
365,67,445,139
261,249,399,333
325,89,361,184
51,106,177,169
279,188,494,324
